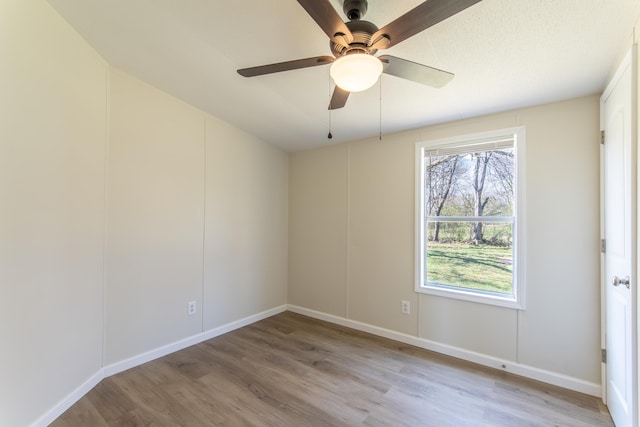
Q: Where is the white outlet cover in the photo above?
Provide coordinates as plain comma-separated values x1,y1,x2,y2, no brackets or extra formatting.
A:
188,301,197,315
401,300,410,314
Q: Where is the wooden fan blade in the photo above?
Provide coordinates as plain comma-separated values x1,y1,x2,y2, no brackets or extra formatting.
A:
371,0,482,49
379,55,454,88
238,56,334,77
329,86,350,110
297,0,353,45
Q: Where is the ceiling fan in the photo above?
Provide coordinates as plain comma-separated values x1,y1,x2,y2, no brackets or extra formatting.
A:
237,0,482,110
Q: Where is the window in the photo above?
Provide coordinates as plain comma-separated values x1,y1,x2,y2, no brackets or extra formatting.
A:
415,127,525,309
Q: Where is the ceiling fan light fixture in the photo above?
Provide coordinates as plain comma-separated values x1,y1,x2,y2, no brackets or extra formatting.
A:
330,53,382,92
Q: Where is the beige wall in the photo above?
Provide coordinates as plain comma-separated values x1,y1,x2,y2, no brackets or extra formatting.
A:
204,115,288,329
105,69,206,363
289,96,602,385
1,1,289,425
0,2,107,426
105,71,289,365
288,144,348,316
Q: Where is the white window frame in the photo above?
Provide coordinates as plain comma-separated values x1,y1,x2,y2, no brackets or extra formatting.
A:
415,127,526,309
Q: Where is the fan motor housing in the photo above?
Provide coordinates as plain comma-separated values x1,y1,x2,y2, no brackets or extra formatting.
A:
330,19,379,57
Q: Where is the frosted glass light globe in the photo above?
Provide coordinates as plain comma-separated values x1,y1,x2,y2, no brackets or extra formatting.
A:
330,54,383,92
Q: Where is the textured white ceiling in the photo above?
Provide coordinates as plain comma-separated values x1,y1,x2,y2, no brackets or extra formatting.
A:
47,0,640,151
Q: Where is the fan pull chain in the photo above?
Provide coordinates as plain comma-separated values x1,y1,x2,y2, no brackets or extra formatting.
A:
327,74,333,139
379,76,383,141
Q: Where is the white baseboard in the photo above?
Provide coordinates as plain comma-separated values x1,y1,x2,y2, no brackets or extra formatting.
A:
33,302,601,426
31,305,288,427
286,304,602,397
30,369,104,427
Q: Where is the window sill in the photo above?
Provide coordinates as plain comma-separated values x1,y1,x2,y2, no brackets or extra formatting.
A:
416,284,525,310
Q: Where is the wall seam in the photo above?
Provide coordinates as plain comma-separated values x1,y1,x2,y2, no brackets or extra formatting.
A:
346,144,351,319
516,310,521,364
415,141,422,339
102,65,111,367
515,114,521,366
201,115,207,333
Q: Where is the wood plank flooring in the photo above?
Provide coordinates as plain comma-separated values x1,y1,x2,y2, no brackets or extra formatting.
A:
51,312,613,426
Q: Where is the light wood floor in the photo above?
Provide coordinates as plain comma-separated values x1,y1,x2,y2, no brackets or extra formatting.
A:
52,312,613,426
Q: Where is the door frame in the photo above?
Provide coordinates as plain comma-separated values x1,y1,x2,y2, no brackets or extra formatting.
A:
600,44,638,425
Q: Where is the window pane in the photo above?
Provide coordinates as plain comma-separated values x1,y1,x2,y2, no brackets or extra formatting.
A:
425,221,513,295
425,149,514,218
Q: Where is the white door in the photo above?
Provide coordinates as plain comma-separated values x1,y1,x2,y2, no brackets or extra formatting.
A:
602,48,637,427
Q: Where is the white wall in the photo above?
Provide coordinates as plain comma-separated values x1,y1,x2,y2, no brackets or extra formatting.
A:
289,96,602,388
0,2,107,426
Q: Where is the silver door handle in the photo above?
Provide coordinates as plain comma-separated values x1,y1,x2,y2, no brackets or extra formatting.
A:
612,275,631,289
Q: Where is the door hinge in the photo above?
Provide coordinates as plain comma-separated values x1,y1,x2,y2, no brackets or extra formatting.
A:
601,239,606,253
601,130,605,144
602,348,607,364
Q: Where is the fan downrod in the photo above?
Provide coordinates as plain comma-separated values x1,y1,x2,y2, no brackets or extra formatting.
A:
343,0,368,21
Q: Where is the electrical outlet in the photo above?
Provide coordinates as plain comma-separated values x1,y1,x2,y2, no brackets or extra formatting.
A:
187,301,197,316
401,300,410,315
